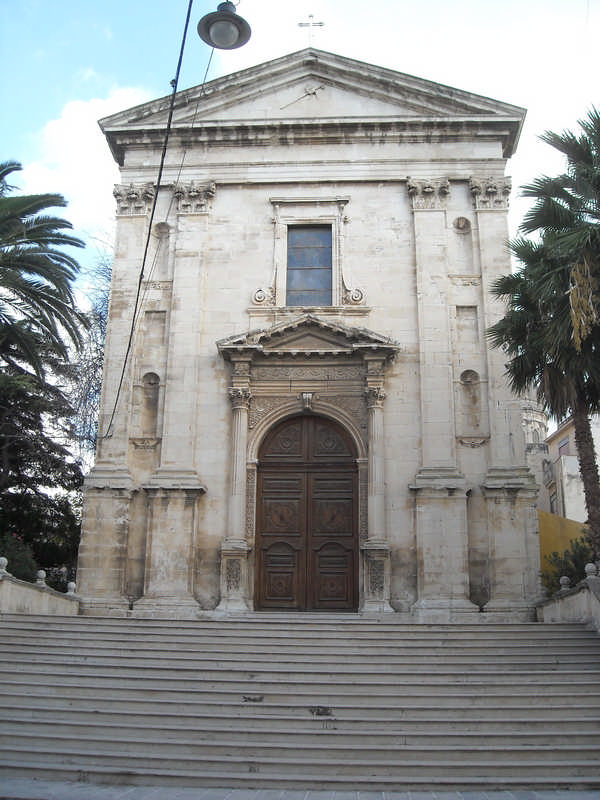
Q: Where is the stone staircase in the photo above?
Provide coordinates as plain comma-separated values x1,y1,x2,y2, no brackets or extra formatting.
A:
0,614,599,790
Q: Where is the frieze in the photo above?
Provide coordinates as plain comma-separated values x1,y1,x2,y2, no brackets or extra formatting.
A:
407,177,450,210
254,365,364,381
173,181,216,214
114,183,155,216
448,274,481,286
470,177,511,210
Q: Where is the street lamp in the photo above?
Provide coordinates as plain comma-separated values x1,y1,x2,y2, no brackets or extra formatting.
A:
198,1,251,50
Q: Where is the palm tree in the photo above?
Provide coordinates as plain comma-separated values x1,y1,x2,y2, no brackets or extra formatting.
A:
520,108,600,351
488,109,600,559
0,160,86,376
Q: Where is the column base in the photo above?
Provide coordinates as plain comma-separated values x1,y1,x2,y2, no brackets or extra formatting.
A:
132,593,201,619
411,596,480,623
481,599,537,622
360,598,395,614
78,595,130,617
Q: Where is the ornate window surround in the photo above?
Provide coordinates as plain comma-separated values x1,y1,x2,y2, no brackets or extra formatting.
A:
251,197,366,310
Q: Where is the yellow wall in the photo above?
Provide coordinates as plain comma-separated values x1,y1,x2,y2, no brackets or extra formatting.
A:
538,509,588,565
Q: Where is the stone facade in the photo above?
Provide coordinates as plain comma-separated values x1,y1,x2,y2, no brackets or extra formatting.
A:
77,49,542,620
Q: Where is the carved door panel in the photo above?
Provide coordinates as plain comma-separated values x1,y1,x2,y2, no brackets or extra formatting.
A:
256,416,358,611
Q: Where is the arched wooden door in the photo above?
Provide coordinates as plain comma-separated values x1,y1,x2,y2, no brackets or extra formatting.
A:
256,415,358,611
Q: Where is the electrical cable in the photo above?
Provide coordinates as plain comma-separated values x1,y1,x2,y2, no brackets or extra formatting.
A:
103,0,200,438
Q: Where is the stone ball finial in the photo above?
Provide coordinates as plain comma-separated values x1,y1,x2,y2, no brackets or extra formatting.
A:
67,582,77,595
559,575,571,590
585,563,598,578
35,570,47,586
0,556,8,573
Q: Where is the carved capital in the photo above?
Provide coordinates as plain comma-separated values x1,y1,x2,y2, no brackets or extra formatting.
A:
228,387,252,410
470,177,511,210
173,181,215,214
113,183,155,216
407,177,450,210
365,386,386,409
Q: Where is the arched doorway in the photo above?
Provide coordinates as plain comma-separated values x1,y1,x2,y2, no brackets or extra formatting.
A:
255,415,358,611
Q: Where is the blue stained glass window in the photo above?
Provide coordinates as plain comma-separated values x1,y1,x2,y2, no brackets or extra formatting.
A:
287,225,332,306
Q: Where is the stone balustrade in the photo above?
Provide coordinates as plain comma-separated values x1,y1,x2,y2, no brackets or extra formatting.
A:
537,562,600,633
0,557,80,615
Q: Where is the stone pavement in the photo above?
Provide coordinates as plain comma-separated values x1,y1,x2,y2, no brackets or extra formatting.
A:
2,783,600,800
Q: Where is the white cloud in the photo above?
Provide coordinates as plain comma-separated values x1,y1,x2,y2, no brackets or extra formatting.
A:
19,87,153,254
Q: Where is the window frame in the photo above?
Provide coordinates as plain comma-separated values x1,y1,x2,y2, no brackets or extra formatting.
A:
270,197,349,308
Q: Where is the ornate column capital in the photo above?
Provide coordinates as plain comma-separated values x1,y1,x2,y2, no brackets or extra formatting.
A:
113,183,155,216
228,387,252,410
365,386,386,409
407,177,450,210
469,177,511,210
172,181,216,214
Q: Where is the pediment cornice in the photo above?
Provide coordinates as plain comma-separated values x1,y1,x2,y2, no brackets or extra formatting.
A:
100,48,525,164
217,314,400,361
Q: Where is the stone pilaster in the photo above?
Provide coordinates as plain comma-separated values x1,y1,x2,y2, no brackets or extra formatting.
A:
409,470,479,620
361,363,392,612
471,176,542,618
133,479,206,618
77,467,134,616
408,177,457,468
217,375,253,611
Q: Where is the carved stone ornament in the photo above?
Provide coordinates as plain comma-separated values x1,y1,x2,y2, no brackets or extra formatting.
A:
365,386,386,408
113,183,155,216
343,286,365,305
252,286,276,306
369,558,386,596
407,177,450,210
470,177,511,210
225,558,242,592
228,387,252,409
173,181,216,214
458,437,489,448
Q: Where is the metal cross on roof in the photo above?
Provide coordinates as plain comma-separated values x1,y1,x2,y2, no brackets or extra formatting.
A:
298,14,325,45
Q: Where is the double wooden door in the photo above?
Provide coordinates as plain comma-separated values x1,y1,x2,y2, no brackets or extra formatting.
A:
256,416,358,611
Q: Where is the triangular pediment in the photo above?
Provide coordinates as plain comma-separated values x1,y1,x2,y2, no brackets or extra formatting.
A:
100,48,525,160
217,314,399,359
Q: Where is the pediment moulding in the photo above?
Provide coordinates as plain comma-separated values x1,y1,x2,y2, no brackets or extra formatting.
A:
217,314,400,363
100,49,526,165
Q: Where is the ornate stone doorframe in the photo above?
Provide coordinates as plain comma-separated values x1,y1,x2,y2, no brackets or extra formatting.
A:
216,314,399,612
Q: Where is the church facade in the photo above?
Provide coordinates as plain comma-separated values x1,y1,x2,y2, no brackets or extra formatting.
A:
77,49,542,620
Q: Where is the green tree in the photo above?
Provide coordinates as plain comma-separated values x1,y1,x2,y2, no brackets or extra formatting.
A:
0,161,85,587
488,110,600,559
0,160,86,377
541,533,594,594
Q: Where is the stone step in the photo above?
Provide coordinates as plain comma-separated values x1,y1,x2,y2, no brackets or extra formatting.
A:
1,743,598,779
2,687,598,714
4,651,599,672
4,715,600,745
1,614,594,637
2,731,599,765
0,759,598,791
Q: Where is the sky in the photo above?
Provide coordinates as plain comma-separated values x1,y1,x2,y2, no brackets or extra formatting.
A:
1,0,598,269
